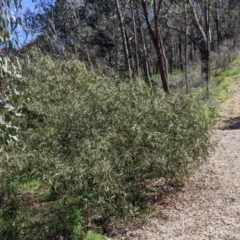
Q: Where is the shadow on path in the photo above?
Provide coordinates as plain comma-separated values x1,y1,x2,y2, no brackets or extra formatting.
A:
222,116,240,130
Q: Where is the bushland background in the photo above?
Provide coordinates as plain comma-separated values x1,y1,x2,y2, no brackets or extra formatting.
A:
1,0,240,239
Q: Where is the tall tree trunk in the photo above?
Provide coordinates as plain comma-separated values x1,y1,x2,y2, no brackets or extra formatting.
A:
213,14,220,52
115,0,132,80
141,0,170,94
132,0,139,76
179,34,183,71
204,3,211,95
140,28,152,86
184,0,189,94
136,4,151,86
188,0,211,94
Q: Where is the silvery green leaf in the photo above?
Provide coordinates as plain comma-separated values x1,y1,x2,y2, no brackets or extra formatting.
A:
15,74,22,79
10,135,18,141
4,103,15,111
0,116,5,124
13,87,20,95
15,112,22,117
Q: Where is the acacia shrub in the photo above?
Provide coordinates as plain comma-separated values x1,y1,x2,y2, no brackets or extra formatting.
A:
0,51,216,237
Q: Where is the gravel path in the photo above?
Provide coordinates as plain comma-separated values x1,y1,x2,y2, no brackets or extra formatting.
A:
107,78,240,240
107,130,240,240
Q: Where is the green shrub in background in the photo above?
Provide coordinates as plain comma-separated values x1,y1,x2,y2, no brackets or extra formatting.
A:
0,49,217,239
83,231,105,240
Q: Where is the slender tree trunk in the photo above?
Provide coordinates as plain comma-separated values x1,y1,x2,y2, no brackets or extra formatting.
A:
132,0,139,76
204,3,211,96
115,0,132,80
184,0,189,94
85,44,94,72
136,5,151,86
213,15,220,52
168,40,174,73
125,29,133,72
140,26,152,86
141,0,170,94
179,34,183,71
188,0,211,94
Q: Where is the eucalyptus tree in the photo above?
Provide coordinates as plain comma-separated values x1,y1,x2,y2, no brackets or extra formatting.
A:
165,0,212,93
187,0,211,93
185,0,239,92
25,0,117,69
114,0,133,79
0,0,22,145
210,0,240,51
225,0,240,47
24,0,172,92
23,0,240,94
139,0,175,93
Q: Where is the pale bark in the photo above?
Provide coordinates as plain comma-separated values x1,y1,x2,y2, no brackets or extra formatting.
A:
188,0,211,94
132,0,139,76
115,0,132,80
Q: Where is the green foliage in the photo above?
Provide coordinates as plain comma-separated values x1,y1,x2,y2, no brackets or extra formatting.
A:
0,0,22,146
83,231,105,240
212,55,240,101
0,50,216,238
18,179,41,191
67,210,84,239
0,4,22,237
